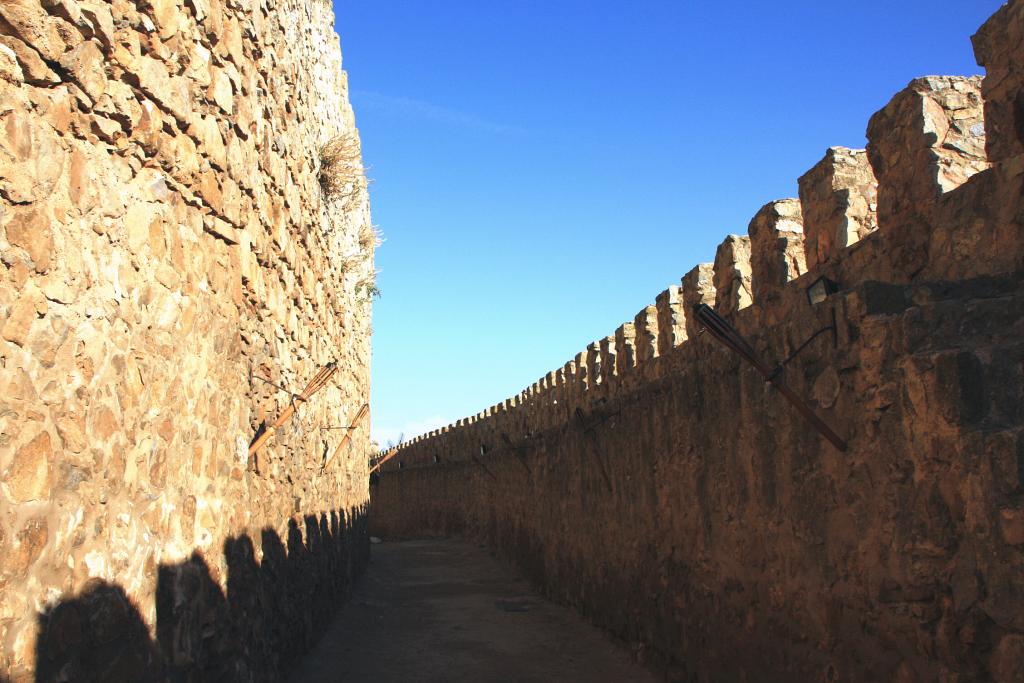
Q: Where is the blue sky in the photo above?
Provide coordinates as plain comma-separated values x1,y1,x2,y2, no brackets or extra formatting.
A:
332,1,1004,447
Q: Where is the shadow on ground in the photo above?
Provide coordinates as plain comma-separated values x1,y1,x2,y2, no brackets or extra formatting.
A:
32,505,369,683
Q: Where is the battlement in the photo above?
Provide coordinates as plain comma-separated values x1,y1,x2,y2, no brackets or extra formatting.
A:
378,4,1024,465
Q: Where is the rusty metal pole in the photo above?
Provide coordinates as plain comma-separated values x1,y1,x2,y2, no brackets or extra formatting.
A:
321,403,370,472
249,363,338,458
693,304,847,453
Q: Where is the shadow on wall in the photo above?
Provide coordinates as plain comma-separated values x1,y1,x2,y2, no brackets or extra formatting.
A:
32,505,370,683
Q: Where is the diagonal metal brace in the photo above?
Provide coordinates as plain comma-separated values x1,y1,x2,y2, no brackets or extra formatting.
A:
575,408,614,493
500,433,532,474
693,304,847,452
248,362,338,459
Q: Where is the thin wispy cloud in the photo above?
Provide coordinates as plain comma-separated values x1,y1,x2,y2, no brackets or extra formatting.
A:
353,90,525,135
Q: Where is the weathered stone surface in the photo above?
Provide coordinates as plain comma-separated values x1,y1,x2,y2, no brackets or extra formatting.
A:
973,0,1024,164
0,0,374,678
748,198,805,319
4,204,54,273
0,42,23,83
5,431,53,503
59,40,106,102
373,274,1024,683
128,54,190,123
0,0,73,62
599,335,617,385
655,285,685,353
614,322,636,376
2,281,46,346
633,305,658,363
798,147,877,268
713,234,752,318
990,634,1024,683
13,517,47,576
867,76,988,226
0,109,66,203
681,262,714,339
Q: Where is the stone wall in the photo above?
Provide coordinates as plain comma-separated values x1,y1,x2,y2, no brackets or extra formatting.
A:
371,4,1024,681
0,0,374,680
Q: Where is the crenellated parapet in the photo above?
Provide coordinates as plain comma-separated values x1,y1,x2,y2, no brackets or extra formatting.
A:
973,0,1024,165
866,76,988,227
379,1,1024,475
798,147,877,269
748,198,806,325
713,234,753,319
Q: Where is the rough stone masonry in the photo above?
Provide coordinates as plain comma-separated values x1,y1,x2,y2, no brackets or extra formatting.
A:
372,3,1024,682
0,0,374,680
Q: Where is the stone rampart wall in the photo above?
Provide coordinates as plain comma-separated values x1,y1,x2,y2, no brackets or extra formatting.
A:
0,0,374,679
372,4,1024,681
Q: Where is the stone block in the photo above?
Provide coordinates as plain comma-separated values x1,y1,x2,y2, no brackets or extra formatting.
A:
586,342,602,388
0,0,72,62
867,76,988,226
79,2,115,48
573,351,588,393
208,67,234,114
5,431,53,503
5,204,54,273
614,322,636,375
0,108,67,204
59,40,106,102
990,633,1024,683
797,148,877,268
748,198,805,317
599,335,617,385
129,54,191,124
655,285,685,353
973,0,1024,164
713,235,752,318
188,114,227,171
634,305,658,363
681,263,715,339
0,42,24,83
0,34,58,84
2,281,45,346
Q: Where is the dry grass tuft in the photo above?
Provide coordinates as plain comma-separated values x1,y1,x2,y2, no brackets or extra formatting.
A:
319,132,365,204
359,223,384,251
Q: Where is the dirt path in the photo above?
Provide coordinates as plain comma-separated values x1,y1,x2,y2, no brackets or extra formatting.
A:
288,538,659,682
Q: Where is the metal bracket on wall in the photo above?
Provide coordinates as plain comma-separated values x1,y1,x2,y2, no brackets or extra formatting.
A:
248,362,339,463
320,403,370,474
368,446,398,475
501,433,533,474
768,309,838,381
693,304,847,453
574,408,614,493
471,444,498,481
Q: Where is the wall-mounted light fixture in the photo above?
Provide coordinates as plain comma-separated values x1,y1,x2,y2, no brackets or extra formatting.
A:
806,276,840,305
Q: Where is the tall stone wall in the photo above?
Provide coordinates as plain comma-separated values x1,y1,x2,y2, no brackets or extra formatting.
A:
0,0,374,680
372,4,1024,681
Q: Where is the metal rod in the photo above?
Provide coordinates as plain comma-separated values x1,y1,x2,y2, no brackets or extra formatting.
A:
693,304,847,453
575,408,614,493
252,374,307,402
501,433,532,474
321,403,370,472
368,447,398,475
470,452,497,481
248,362,338,458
